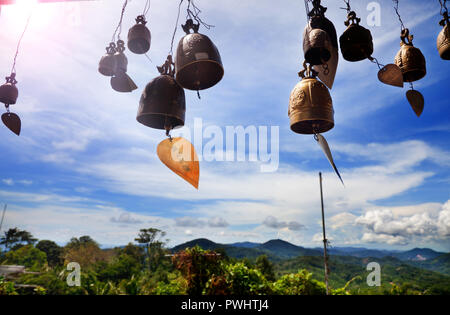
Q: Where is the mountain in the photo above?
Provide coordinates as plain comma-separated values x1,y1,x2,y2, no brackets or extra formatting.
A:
408,253,450,276
229,242,261,248
172,238,321,260
391,248,444,261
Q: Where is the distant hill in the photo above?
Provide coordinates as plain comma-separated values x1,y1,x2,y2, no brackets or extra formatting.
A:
408,253,450,276
229,242,261,248
391,248,444,261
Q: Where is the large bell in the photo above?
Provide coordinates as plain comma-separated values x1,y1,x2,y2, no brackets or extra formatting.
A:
137,56,185,130
288,62,334,135
0,73,18,105
339,11,373,62
394,29,426,82
128,15,151,55
98,42,117,77
303,2,338,66
175,19,224,91
437,12,450,60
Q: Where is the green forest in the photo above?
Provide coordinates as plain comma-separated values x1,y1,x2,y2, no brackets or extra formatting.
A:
1,227,449,295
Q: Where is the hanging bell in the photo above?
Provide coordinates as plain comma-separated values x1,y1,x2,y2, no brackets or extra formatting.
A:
0,73,19,106
437,12,450,60
127,15,151,55
288,62,334,135
175,19,224,91
339,11,373,62
98,42,117,77
394,29,426,82
303,1,338,66
110,40,137,92
137,56,185,130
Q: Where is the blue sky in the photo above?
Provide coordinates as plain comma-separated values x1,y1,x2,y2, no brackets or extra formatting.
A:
0,0,449,251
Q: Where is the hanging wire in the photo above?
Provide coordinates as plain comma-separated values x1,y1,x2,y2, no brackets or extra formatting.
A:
11,6,35,74
143,0,151,17
439,0,448,16
393,0,406,31
340,0,351,13
186,0,214,30
168,0,184,56
111,0,129,43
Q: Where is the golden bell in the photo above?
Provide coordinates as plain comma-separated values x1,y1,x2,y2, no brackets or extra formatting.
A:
339,11,373,62
437,13,450,60
127,15,151,55
98,43,117,77
137,56,185,130
0,74,18,105
175,19,224,91
394,29,426,82
303,3,338,66
288,62,334,134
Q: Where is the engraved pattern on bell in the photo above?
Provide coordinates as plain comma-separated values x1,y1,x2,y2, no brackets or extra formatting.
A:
175,32,224,91
394,29,426,82
437,24,450,60
289,77,334,135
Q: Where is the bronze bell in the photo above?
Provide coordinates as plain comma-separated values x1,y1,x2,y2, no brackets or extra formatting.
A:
437,12,450,60
303,2,338,66
128,15,151,55
98,42,117,77
288,62,334,134
394,29,426,82
110,40,137,93
175,19,224,91
0,73,19,106
137,56,185,131
339,11,373,62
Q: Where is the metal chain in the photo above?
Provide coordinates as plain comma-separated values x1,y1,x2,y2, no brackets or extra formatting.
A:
393,0,406,32
111,0,129,43
11,6,35,75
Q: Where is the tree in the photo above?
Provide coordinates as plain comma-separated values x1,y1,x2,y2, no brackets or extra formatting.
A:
255,255,275,281
63,236,106,269
3,245,47,271
134,228,167,272
36,240,63,267
0,228,37,251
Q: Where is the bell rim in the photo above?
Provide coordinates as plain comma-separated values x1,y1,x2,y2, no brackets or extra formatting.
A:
175,59,224,90
136,113,185,130
290,120,335,135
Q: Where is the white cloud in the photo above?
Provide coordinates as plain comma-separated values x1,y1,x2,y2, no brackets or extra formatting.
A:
2,179,14,186
110,213,143,225
262,216,304,231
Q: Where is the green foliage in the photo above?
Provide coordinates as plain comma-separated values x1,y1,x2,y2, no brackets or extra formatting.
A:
96,253,142,282
0,228,37,251
273,269,326,295
36,240,63,267
3,245,47,271
0,276,18,295
206,262,272,295
153,274,187,295
255,255,276,281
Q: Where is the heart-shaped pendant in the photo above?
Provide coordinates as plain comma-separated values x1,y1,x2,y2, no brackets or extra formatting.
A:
157,137,199,189
406,89,424,117
2,112,21,136
378,64,403,87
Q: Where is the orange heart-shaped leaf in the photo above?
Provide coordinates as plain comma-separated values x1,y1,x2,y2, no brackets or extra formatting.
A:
157,137,199,189
406,89,424,117
378,64,404,88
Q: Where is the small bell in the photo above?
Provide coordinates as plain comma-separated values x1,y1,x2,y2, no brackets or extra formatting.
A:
339,11,373,62
175,19,224,91
110,40,137,92
0,73,19,105
127,15,151,55
437,11,450,60
98,42,117,77
303,1,338,66
137,55,185,130
288,62,334,135
394,28,426,82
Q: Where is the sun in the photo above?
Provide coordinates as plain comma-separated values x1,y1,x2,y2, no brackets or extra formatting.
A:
1,0,56,29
